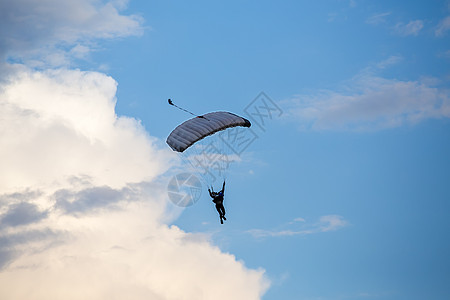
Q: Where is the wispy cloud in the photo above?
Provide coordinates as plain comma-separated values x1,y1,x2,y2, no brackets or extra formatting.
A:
247,215,349,238
394,20,424,36
366,12,391,25
366,11,425,37
374,55,403,69
435,16,450,36
366,12,424,36
285,58,450,131
439,49,450,59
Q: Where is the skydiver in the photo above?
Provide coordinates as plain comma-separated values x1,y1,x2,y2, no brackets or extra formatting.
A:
208,181,226,224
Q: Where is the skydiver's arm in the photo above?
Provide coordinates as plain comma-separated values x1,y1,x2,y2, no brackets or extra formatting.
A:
208,188,213,198
221,181,225,193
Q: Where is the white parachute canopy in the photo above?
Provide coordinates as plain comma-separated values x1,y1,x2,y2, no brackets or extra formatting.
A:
166,111,251,185
166,112,251,152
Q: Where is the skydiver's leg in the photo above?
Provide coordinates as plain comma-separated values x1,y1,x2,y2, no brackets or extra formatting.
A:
215,204,221,216
216,205,226,221
215,204,223,223
215,204,225,223
220,205,226,220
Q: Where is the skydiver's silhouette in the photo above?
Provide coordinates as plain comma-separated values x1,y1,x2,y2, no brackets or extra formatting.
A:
208,181,226,224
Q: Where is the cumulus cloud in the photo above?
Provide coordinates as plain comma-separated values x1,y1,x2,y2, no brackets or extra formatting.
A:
0,67,168,192
248,215,349,238
0,185,269,300
0,1,270,298
286,63,450,131
0,67,269,299
4,183,270,300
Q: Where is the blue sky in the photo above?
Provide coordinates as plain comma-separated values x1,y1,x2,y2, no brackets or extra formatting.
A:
1,1,449,299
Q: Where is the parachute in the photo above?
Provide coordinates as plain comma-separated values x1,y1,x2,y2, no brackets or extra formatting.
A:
167,111,251,185
166,112,251,152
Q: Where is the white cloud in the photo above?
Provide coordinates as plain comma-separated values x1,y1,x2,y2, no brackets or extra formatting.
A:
366,12,391,25
247,215,348,238
0,67,270,299
70,44,92,59
394,20,424,36
318,215,349,232
0,185,269,300
0,0,144,65
0,67,169,192
374,55,403,69
286,70,450,131
366,12,424,36
293,217,306,223
435,16,450,36
440,49,450,59
0,2,270,298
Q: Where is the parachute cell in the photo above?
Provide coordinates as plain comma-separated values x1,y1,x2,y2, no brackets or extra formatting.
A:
166,111,251,152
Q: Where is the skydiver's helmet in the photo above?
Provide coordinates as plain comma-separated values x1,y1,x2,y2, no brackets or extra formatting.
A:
218,191,223,196
211,192,218,197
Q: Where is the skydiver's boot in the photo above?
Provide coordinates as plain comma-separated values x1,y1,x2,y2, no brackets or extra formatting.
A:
222,215,226,221
220,217,224,224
